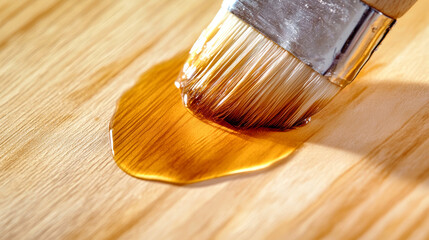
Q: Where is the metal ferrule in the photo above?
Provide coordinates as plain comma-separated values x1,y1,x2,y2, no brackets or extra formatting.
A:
223,0,396,87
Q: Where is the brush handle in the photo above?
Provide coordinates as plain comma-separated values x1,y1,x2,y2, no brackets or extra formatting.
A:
362,0,417,18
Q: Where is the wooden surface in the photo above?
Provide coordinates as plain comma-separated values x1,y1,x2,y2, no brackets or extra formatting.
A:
363,0,417,18
1,0,428,239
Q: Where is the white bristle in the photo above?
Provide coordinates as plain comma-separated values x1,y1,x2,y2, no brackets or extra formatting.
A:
177,10,342,130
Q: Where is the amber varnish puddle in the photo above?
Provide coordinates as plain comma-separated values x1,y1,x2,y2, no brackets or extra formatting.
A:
109,53,312,184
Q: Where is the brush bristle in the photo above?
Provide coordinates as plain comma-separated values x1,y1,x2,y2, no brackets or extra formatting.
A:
176,10,342,130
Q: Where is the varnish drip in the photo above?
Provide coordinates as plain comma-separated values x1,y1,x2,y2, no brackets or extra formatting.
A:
109,53,312,184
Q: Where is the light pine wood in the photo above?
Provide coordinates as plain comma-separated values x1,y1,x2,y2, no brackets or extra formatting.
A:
362,0,417,18
0,0,428,239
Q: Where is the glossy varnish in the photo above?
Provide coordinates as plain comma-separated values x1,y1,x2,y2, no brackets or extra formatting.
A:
109,53,311,184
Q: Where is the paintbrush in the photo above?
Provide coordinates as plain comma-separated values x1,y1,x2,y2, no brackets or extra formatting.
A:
175,0,416,130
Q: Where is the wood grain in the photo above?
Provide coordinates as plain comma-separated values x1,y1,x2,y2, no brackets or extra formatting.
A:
0,0,428,239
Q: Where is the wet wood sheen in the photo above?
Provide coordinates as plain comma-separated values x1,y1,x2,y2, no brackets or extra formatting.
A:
1,0,429,239
110,53,312,184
